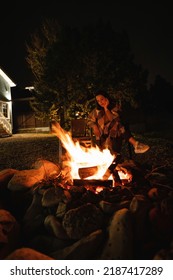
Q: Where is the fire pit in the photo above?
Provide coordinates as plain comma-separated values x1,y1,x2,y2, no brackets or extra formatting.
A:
1,123,173,261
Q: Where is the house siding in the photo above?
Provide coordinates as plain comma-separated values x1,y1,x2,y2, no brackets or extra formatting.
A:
0,68,16,136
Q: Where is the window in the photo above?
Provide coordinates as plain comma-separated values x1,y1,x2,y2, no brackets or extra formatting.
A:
2,103,8,118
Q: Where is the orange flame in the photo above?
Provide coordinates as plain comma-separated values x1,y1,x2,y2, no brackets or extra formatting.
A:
52,122,114,179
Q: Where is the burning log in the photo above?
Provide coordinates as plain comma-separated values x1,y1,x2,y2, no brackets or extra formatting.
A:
73,179,113,188
78,166,98,179
102,154,122,184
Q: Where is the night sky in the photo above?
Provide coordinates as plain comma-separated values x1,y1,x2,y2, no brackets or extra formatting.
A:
0,0,173,87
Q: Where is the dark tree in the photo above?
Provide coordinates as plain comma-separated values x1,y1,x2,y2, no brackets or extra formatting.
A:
26,19,148,129
148,75,173,114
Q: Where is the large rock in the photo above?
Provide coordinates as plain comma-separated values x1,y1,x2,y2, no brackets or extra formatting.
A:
0,169,17,189
62,203,104,239
44,215,69,239
22,189,46,239
0,209,20,259
42,185,71,207
5,247,54,260
0,169,18,209
27,234,71,255
100,208,133,259
7,160,61,191
50,229,105,260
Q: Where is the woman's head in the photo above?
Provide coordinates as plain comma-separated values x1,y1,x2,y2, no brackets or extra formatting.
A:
94,90,114,110
96,94,109,108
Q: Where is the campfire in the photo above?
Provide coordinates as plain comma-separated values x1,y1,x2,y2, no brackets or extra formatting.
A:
52,122,132,187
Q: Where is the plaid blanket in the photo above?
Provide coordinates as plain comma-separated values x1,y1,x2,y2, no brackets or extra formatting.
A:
87,107,125,139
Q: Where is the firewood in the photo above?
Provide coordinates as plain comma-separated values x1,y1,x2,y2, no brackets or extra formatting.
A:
78,166,98,179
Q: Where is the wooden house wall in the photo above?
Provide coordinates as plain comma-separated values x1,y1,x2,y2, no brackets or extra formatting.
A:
12,99,50,133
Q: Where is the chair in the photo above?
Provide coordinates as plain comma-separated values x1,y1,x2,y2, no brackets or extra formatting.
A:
71,118,93,148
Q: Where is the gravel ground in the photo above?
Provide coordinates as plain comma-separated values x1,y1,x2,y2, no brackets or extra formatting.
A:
0,133,61,171
0,132,173,172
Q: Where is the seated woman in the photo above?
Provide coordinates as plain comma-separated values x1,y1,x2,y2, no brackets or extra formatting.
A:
87,90,150,155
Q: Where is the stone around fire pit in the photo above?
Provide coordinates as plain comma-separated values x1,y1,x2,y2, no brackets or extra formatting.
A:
7,160,61,191
5,247,54,260
62,203,105,239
